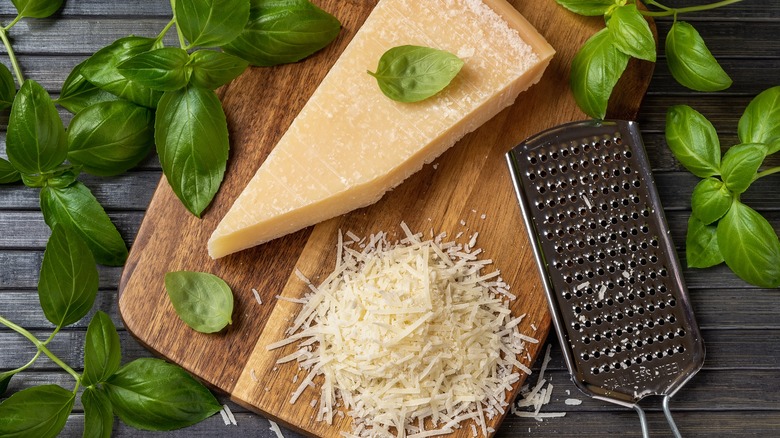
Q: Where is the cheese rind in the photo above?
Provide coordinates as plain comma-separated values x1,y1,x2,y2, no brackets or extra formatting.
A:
208,0,555,258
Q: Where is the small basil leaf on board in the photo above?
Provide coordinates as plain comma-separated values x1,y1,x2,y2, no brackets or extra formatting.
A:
189,50,249,89
665,21,732,92
367,46,464,103
0,63,16,110
691,178,732,225
165,271,234,333
720,143,766,194
554,0,616,16
570,27,630,120
175,0,250,48
6,80,67,175
38,225,99,328
0,384,75,438
606,5,656,62
82,387,113,438
0,371,14,396
10,0,63,18
56,60,120,114
738,86,780,152
80,37,164,108
103,358,221,431
117,48,192,92
686,215,724,269
0,158,21,184
83,311,122,387
224,0,341,67
40,182,128,266
717,201,780,288
665,105,721,178
155,86,230,217
67,100,154,176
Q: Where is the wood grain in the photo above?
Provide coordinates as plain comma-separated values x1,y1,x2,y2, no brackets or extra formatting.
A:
115,1,654,436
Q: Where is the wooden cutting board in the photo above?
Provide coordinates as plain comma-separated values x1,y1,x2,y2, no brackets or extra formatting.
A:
118,1,654,436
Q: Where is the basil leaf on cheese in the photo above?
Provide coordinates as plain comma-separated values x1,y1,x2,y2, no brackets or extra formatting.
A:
368,45,464,103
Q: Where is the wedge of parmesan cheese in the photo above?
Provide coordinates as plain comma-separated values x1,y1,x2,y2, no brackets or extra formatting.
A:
207,0,554,258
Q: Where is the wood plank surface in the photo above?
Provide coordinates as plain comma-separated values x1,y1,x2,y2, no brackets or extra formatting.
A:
1,0,779,437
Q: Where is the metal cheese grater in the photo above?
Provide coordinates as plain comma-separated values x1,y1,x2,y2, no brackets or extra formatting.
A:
506,120,705,437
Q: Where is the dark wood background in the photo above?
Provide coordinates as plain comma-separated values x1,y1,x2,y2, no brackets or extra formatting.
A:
1,1,778,436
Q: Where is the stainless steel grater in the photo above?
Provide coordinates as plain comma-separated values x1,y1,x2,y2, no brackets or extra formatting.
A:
506,120,705,437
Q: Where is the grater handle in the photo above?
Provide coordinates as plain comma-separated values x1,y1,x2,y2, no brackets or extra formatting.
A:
634,404,650,438
662,395,683,438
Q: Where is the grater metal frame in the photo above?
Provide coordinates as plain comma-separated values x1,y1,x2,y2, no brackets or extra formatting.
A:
506,120,705,437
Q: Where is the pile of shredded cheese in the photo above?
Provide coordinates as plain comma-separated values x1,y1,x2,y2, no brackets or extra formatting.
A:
268,223,536,437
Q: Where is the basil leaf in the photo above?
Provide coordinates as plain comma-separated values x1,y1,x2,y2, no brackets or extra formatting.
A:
40,182,128,266
155,86,229,217
367,45,464,103
554,0,616,16
691,177,732,225
0,371,13,396
56,60,120,114
189,50,249,89
0,384,75,438
686,215,724,269
103,358,221,431
67,100,154,176
738,86,780,153
10,0,63,18
224,0,341,67
0,63,16,110
0,158,21,184
606,5,656,62
665,21,732,92
83,311,122,387
570,27,629,120
38,225,99,328
720,143,766,194
717,201,780,288
665,105,721,178
6,80,67,175
81,37,164,108
175,0,250,48
82,387,113,438
117,48,192,92
165,271,234,333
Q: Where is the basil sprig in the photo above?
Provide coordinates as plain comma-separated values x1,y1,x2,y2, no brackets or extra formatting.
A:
0,63,16,109
165,271,234,333
668,86,780,287
368,45,464,103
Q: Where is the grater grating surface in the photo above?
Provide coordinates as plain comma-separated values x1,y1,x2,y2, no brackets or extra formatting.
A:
506,120,705,416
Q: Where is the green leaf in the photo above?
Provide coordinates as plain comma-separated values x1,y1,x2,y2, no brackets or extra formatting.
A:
155,86,230,217
189,50,249,89
0,158,21,184
38,225,99,328
83,311,122,387
80,37,164,108
224,0,341,67
738,86,780,153
691,178,733,225
103,358,221,431
67,100,154,176
0,371,13,396
0,385,75,438
20,165,77,189
606,5,656,62
717,201,780,287
570,27,630,120
686,215,724,269
82,388,113,438
665,21,732,92
367,45,464,103
6,80,67,175
665,105,721,178
0,63,16,110
720,143,766,194
10,0,63,18
40,182,128,266
554,0,616,16
165,271,234,333
56,60,121,114
118,48,192,92
175,0,250,48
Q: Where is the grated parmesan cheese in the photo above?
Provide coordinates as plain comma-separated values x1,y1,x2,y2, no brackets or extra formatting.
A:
268,223,534,437
269,420,285,438
513,345,566,421
252,288,263,305
223,404,237,426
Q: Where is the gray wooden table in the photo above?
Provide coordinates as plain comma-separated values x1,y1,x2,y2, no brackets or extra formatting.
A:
1,1,779,437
